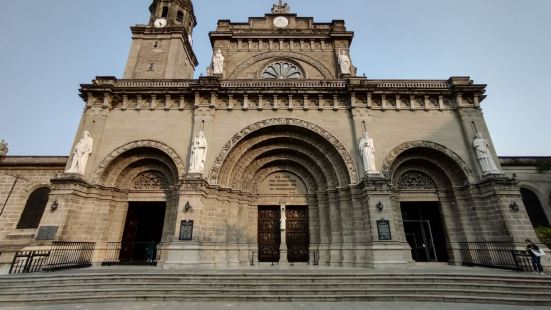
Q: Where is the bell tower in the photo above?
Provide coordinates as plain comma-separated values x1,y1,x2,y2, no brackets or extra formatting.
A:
123,0,198,79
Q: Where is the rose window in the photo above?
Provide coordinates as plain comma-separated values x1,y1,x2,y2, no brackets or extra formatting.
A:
261,61,303,79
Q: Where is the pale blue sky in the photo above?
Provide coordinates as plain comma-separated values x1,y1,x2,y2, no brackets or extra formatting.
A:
0,0,549,156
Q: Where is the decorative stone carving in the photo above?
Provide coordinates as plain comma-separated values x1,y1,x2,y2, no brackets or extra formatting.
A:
398,171,436,190
66,131,93,175
473,132,501,175
230,51,333,79
208,118,358,184
272,0,290,14
0,139,8,157
132,171,169,190
262,61,303,79
338,50,351,75
189,131,208,174
380,140,475,184
212,49,224,75
359,132,378,174
91,140,185,184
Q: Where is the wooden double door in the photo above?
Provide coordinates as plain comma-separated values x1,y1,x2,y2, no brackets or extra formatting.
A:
258,205,309,263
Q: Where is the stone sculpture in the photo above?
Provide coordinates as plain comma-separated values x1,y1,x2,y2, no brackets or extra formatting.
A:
66,131,93,175
272,0,290,14
0,139,8,157
280,206,286,230
338,50,351,75
472,132,501,175
212,49,225,75
189,131,208,174
359,132,378,174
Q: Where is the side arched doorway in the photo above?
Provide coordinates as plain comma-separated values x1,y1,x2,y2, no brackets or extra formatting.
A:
520,188,550,228
387,144,472,264
211,119,358,266
95,145,181,263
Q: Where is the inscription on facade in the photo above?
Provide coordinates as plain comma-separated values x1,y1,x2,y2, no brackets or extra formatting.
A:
259,172,307,195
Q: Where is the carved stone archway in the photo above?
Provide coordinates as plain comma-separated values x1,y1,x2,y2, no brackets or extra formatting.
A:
229,51,335,79
381,140,475,184
91,140,185,185
208,118,358,185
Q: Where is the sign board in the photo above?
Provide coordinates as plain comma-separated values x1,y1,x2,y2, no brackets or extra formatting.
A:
376,219,392,241
36,226,58,240
179,220,194,241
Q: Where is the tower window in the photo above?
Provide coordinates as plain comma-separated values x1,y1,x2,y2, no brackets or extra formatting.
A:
148,63,155,71
17,187,50,229
176,11,184,23
153,41,160,48
161,6,169,18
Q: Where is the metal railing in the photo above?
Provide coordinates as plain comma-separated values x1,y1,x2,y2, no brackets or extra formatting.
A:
102,242,162,266
9,242,95,274
458,242,532,272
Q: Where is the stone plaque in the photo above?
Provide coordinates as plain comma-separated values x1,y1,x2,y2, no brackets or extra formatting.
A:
258,172,307,195
179,220,194,241
36,226,58,240
376,219,392,241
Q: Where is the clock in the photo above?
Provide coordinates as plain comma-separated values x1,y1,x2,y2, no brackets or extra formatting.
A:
154,18,168,28
273,16,289,28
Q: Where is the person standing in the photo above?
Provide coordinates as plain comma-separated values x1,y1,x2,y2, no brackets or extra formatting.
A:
525,239,545,274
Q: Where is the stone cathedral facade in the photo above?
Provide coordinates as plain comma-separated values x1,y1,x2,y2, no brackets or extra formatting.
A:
1,0,550,270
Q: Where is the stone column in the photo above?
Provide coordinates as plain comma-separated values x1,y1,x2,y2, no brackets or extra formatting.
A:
279,203,287,263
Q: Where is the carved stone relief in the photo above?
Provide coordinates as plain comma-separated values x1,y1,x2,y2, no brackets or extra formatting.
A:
132,171,169,190
397,171,436,191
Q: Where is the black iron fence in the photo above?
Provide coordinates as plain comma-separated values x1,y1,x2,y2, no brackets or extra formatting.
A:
9,242,95,274
458,242,533,272
102,242,161,266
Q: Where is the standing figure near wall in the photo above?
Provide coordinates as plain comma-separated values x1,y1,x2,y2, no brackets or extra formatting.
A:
212,49,225,75
280,206,286,230
189,131,208,174
0,139,8,157
66,131,93,175
338,50,351,75
473,132,501,175
359,132,378,174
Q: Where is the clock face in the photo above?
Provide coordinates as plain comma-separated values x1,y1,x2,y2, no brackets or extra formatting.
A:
154,18,167,28
273,16,289,28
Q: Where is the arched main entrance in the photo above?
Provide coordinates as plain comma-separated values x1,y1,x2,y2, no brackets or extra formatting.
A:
211,119,357,265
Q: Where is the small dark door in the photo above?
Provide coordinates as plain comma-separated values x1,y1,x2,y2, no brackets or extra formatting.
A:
401,202,448,262
120,202,166,263
286,206,309,262
258,206,280,262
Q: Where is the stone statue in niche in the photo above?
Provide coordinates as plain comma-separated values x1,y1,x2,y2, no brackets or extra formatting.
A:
359,132,378,174
189,131,208,174
212,49,225,75
280,206,286,230
0,139,8,157
66,131,93,175
338,50,351,75
472,132,501,175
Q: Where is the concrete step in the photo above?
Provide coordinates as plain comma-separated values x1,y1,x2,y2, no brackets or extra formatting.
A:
0,272,550,306
0,282,549,293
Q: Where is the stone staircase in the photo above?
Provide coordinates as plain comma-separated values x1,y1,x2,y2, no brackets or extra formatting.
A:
1,271,550,306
